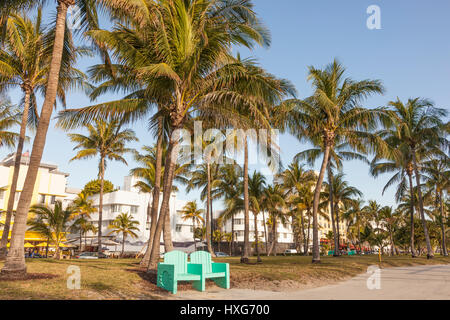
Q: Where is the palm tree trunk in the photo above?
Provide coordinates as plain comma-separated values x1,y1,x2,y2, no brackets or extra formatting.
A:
148,134,178,271
312,143,331,263
262,211,268,255
140,116,163,266
335,203,342,254
273,219,278,256
357,219,362,254
439,190,448,256
98,156,105,254
231,215,235,255
300,212,307,255
79,230,82,253
162,205,173,251
411,148,434,258
306,212,311,255
241,136,250,264
0,87,30,260
327,165,339,257
407,173,417,257
1,1,71,275
254,212,261,263
121,233,126,257
206,162,214,255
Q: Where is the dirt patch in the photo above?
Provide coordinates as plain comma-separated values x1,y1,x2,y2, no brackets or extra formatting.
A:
0,273,59,282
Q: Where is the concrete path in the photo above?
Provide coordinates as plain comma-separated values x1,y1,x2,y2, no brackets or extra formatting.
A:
174,264,450,300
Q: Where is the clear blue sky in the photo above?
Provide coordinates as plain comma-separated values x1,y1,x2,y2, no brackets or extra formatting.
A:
1,0,449,209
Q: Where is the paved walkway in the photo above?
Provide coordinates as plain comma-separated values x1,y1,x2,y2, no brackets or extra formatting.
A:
174,264,450,300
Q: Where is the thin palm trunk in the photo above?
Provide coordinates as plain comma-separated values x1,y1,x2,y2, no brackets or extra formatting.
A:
407,172,417,257
335,203,341,254
262,211,268,255
357,219,362,254
231,215,235,255
312,143,332,263
148,135,178,271
306,212,311,255
141,116,163,266
0,88,30,259
254,212,261,263
1,1,70,274
241,136,250,263
299,212,307,255
411,148,434,258
206,162,214,255
328,166,339,256
97,156,105,254
439,190,448,256
162,204,173,251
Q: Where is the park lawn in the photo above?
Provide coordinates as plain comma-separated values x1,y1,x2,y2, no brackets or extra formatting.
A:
0,255,449,299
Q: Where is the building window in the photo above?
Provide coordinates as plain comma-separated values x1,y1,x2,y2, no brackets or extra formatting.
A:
111,204,121,213
235,219,244,225
237,231,244,237
176,225,182,232
0,190,4,200
190,226,194,233
50,195,56,204
130,206,138,214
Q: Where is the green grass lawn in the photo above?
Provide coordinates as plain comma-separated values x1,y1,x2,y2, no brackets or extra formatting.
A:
0,255,448,299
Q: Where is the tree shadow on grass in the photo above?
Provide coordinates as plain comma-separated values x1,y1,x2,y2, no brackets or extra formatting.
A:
0,273,59,282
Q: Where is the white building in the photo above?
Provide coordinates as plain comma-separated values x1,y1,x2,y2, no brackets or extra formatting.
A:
87,176,194,252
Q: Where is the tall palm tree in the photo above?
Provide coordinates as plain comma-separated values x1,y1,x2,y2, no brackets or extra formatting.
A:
381,98,448,258
130,143,190,266
423,156,449,256
0,0,104,274
288,59,385,263
70,216,97,252
321,172,362,255
68,119,137,254
279,161,316,255
27,201,75,259
57,0,273,271
216,164,243,256
262,184,287,256
0,10,88,259
370,140,419,257
379,206,398,256
248,171,266,263
179,201,205,252
342,199,366,253
108,212,140,257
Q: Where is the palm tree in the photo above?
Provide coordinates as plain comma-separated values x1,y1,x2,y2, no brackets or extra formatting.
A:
248,171,267,262
70,216,97,252
321,173,362,255
278,161,316,255
342,199,367,253
288,60,385,263
262,185,287,256
27,201,75,259
0,10,88,259
131,143,190,266
423,156,449,256
379,206,398,256
179,201,205,252
0,0,103,274
370,140,419,257
381,98,448,258
57,0,273,271
108,212,140,257
288,60,384,262
216,164,243,256
68,119,137,254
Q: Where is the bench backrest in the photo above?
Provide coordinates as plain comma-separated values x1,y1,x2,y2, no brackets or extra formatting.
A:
163,251,188,275
190,251,212,274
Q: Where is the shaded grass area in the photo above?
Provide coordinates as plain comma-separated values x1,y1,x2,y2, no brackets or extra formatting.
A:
0,255,449,299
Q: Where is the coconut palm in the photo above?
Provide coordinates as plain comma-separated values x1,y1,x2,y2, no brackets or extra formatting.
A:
70,216,97,252
27,201,75,259
342,199,367,253
108,212,140,257
422,156,449,256
68,119,137,254
247,171,267,262
131,143,190,266
381,98,448,258
379,206,398,256
262,184,287,256
288,59,385,263
0,0,105,274
0,10,89,259
216,164,243,256
321,172,362,255
179,201,205,252
278,160,316,255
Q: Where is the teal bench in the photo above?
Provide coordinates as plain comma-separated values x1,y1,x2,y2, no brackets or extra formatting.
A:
348,250,356,256
190,251,230,291
157,251,204,294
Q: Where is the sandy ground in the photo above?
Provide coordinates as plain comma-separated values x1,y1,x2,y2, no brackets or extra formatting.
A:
173,264,450,300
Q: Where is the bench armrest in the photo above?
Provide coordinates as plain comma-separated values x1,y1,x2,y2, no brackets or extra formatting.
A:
157,263,175,274
187,263,204,276
212,263,229,274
